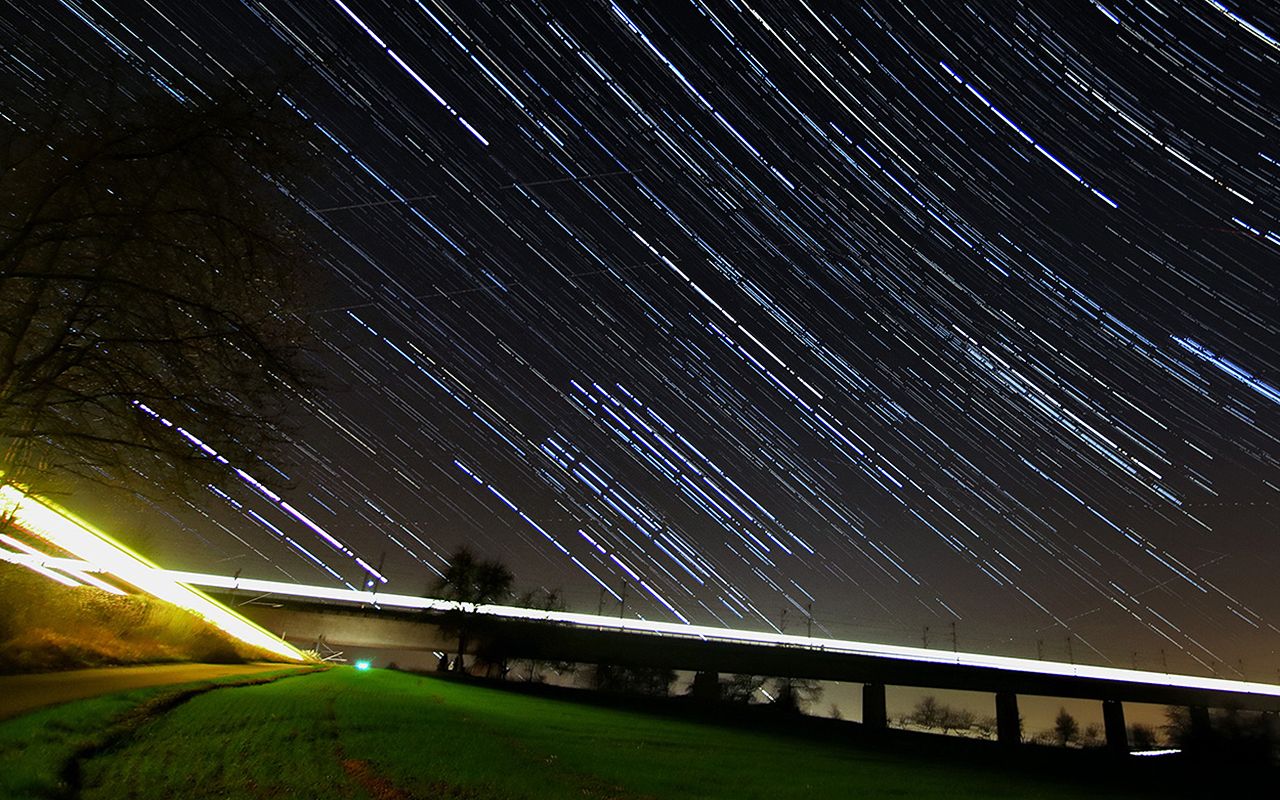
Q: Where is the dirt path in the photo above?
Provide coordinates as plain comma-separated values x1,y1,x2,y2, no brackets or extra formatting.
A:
0,662,305,719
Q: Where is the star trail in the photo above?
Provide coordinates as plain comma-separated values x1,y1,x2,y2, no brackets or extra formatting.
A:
3,0,1278,677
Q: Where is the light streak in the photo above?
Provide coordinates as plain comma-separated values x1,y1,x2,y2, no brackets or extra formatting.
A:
135,402,385,584
0,485,306,662
155,567,1280,701
15,0,1280,672
0,540,83,589
0,533,125,594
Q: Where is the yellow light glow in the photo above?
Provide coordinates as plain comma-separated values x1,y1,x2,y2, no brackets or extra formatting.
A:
0,485,306,662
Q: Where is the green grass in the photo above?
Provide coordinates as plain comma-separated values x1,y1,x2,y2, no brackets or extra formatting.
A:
0,684,166,800
0,668,309,800
69,669,1168,800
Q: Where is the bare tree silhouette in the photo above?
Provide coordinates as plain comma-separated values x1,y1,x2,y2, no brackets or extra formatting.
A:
434,547,513,673
1,68,322,494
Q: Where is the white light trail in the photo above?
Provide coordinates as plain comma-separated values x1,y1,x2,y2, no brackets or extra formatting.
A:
159,568,1280,699
0,485,306,662
0,540,83,589
0,533,126,594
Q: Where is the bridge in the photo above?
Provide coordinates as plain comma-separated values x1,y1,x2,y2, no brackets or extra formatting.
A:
176,569,1280,753
8,483,1276,755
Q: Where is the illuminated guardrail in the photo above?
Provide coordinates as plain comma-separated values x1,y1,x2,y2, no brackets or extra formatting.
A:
0,485,306,662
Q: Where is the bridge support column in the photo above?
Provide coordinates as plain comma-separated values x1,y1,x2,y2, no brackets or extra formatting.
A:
1102,699,1127,753
690,670,719,703
996,691,1021,746
1189,705,1211,741
862,683,887,730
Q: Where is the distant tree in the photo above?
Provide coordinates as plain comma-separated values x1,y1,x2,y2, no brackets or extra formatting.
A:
1162,706,1191,745
1080,722,1103,748
906,696,945,729
1029,730,1058,746
1,66,322,494
1053,708,1080,746
1164,705,1278,763
938,706,976,735
721,673,765,704
437,547,479,602
435,547,514,606
1129,723,1159,750
768,677,823,714
515,586,565,612
433,547,513,672
686,670,720,702
974,715,999,740
828,703,843,721
591,663,676,696
1213,708,1279,764
903,696,976,735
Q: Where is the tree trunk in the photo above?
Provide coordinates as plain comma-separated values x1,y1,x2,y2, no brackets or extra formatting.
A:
455,627,468,673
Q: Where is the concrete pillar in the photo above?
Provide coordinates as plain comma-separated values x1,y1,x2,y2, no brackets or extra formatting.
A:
690,670,719,702
862,683,887,730
1102,699,1127,753
996,691,1021,745
1189,705,1211,741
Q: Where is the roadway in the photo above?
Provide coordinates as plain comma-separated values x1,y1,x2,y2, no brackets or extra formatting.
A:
0,662,304,720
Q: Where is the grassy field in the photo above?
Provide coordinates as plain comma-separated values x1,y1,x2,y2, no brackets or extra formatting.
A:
0,562,280,673
0,667,310,800
45,668,1191,800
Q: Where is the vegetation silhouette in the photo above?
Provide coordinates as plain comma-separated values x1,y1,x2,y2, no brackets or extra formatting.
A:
433,547,513,673
767,676,823,715
721,673,766,704
1129,723,1159,750
590,663,677,697
1053,707,1079,747
1,64,324,496
1164,705,1278,764
902,696,977,736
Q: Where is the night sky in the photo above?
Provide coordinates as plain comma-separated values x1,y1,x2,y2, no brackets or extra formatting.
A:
4,0,1279,677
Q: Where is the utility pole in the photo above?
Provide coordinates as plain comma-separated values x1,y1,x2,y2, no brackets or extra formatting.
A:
949,621,957,652
1066,635,1074,665
1036,639,1044,660
368,550,386,601
597,587,606,616
780,608,788,634
923,625,930,648
618,580,628,618
805,602,813,639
